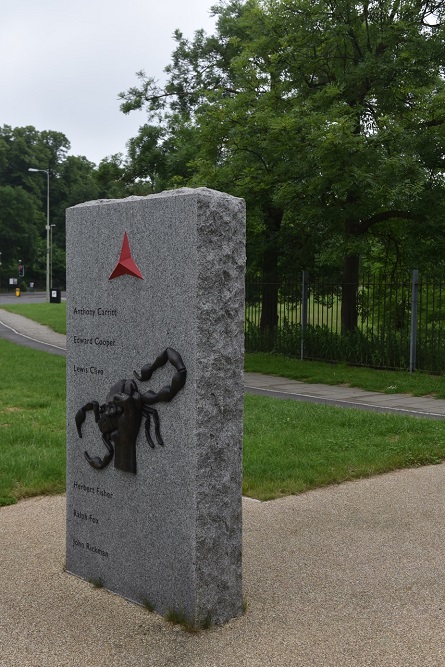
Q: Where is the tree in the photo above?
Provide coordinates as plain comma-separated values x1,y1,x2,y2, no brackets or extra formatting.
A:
120,3,293,328
0,186,40,284
0,125,109,288
53,155,100,223
270,0,445,331
96,154,127,199
119,0,445,331
0,125,70,286
123,125,168,193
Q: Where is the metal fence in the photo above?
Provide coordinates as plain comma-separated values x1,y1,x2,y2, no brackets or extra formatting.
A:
245,271,445,373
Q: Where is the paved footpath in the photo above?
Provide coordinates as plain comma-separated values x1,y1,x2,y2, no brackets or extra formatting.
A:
245,372,445,419
0,308,66,355
2,310,445,666
2,306,445,419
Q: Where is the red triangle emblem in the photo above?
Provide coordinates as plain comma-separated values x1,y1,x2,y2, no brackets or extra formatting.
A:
109,232,143,280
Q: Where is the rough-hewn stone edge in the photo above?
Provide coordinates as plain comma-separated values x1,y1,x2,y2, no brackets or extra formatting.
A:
194,189,246,625
70,186,216,208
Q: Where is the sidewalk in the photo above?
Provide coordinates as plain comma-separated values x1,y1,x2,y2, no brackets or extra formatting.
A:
245,372,445,419
0,308,66,353
3,467,445,666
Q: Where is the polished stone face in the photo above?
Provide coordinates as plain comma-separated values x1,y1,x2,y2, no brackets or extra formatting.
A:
66,188,245,626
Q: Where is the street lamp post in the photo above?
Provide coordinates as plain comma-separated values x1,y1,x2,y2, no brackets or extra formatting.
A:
28,167,50,302
50,224,56,289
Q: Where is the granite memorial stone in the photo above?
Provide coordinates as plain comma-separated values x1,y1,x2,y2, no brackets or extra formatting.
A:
65,188,245,626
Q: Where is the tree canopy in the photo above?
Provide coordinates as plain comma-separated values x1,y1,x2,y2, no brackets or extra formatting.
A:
119,0,445,330
0,125,123,289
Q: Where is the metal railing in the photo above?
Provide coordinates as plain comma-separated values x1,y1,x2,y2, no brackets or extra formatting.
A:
245,271,445,373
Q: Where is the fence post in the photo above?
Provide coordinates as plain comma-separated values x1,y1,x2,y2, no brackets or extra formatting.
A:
301,270,309,360
409,269,419,373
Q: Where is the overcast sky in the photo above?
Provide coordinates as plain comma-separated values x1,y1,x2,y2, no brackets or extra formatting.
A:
0,0,216,165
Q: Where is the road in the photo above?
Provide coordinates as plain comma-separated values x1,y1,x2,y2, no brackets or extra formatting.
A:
0,290,64,305
0,291,67,356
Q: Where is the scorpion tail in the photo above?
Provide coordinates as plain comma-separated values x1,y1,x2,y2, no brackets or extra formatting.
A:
134,349,168,382
133,347,186,386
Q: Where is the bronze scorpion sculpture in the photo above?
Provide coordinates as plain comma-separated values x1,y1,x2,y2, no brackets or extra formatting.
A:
75,347,186,474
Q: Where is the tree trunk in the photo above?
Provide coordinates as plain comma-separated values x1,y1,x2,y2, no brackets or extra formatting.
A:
260,278,279,331
260,206,283,332
341,253,360,333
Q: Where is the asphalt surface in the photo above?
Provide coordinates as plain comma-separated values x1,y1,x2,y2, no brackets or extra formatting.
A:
2,307,445,666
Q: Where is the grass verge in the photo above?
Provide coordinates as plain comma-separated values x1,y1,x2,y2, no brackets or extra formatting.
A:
0,303,66,334
0,339,66,506
243,393,445,500
245,352,445,398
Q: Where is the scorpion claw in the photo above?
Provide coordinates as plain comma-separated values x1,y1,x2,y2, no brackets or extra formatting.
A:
75,402,101,438
75,409,86,438
84,436,114,470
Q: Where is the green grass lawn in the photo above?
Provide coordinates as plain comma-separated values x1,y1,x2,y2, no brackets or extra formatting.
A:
0,339,66,506
246,294,343,329
243,393,445,499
